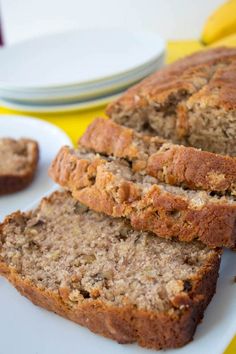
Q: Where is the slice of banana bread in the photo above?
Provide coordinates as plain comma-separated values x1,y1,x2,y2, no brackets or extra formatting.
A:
0,138,39,195
49,147,236,248
106,47,236,156
80,118,236,195
0,190,221,349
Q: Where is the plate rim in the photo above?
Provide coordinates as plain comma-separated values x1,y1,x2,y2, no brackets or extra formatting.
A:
0,28,165,90
0,93,121,113
0,114,72,144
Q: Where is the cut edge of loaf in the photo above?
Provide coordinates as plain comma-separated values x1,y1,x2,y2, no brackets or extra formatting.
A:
0,190,221,349
79,118,236,195
49,147,236,248
0,138,39,195
106,47,236,156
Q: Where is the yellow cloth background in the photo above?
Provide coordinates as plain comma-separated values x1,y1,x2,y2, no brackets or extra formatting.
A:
0,40,235,354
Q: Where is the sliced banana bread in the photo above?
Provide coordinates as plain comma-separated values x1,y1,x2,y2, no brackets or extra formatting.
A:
80,118,236,195
49,147,236,248
106,47,236,156
0,190,221,349
0,138,39,195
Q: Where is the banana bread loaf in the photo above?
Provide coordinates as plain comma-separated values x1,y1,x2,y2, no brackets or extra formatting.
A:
49,146,236,248
0,138,39,194
80,118,236,195
106,47,236,156
0,190,221,349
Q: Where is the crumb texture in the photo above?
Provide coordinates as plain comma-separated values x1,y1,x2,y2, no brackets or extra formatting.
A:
0,191,215,311
0,138,39,194
0,138,36,174
0,191,221,349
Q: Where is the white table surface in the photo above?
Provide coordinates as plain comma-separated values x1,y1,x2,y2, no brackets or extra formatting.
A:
1,0,224,45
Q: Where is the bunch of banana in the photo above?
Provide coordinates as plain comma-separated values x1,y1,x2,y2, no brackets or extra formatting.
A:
202,0,236,47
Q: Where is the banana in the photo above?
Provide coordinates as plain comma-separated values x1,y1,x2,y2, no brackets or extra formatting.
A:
210,32,236,47
202,0,236,44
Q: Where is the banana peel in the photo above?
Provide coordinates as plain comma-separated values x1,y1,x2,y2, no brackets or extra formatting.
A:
202,0,236,44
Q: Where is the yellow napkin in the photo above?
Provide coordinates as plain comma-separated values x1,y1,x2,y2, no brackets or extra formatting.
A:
166,39,204,63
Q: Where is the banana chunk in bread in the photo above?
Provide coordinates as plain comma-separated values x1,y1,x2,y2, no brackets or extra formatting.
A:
0,191,221,349
106,47,236,156
0,138,39,195
49,147,236,248
80,118,236,196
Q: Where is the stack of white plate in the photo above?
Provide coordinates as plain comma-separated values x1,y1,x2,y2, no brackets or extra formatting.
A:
0,29,165,113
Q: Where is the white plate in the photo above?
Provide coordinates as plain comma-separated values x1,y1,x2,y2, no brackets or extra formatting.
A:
0,29,165,89
0,207,235,354
0,55,164,103
0,115,71,219
0,92,121,113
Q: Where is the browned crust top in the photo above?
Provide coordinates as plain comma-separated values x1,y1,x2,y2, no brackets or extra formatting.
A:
79,117,165,159
80,117,143,159
106,47,236,116
187,60,236,109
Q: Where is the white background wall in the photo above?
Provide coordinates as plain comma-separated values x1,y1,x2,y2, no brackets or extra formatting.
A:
1,0,224,45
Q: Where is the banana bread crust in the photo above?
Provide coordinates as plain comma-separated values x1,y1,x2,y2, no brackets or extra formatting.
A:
0,191,221,349
49,147,236,248
80,118,236,195
106,47,236,116
106,47,236,155
0,138,39,195
79,117,166,161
